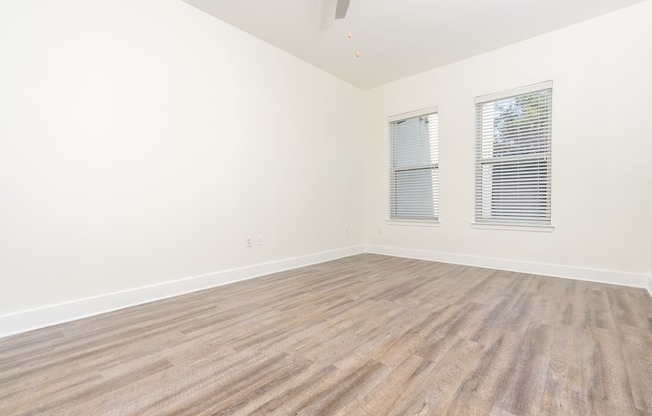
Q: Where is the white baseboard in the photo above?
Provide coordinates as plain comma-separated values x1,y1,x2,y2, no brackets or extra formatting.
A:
0,245,365,339
366,245,650,290
1,244,649,339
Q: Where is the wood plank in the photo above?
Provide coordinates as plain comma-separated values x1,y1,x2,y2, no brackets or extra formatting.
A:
0,254,649,415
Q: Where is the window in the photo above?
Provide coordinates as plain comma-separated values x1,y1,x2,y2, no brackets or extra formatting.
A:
475,82,552,226
389,107,439,222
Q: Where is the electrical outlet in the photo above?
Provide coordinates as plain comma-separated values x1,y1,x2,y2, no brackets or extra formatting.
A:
345,227,350,235
378,226,383,234
245,237,252,248
256,235,263,246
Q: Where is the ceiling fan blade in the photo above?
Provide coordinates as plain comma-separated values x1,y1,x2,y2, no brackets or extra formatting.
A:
334,0,351,19
321,0,336,28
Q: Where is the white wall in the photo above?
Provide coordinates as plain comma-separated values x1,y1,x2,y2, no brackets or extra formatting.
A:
363,1,652,282
2,0,651,329
0,0,364,317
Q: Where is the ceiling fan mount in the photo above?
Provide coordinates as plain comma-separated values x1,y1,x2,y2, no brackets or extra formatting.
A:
321,0,351,28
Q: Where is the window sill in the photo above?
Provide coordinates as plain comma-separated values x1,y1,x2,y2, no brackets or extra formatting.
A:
386,220,440,227
471,222,554,232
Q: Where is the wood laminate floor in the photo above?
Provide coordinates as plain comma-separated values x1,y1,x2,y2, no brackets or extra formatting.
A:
1,254,651,415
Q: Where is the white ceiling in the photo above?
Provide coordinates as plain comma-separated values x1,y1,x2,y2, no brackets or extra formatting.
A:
182,0,647,89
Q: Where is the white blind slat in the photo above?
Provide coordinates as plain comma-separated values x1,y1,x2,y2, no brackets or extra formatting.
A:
475,85,552,225
389,110,439,221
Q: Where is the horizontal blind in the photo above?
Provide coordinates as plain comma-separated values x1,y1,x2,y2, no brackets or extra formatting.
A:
475,85,552,225
389,110,438,221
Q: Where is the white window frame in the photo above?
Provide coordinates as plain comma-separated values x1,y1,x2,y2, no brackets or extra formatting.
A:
388,106,439,224
473,82,553,230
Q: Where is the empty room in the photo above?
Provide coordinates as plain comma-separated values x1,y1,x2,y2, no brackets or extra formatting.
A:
1,0,651,414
